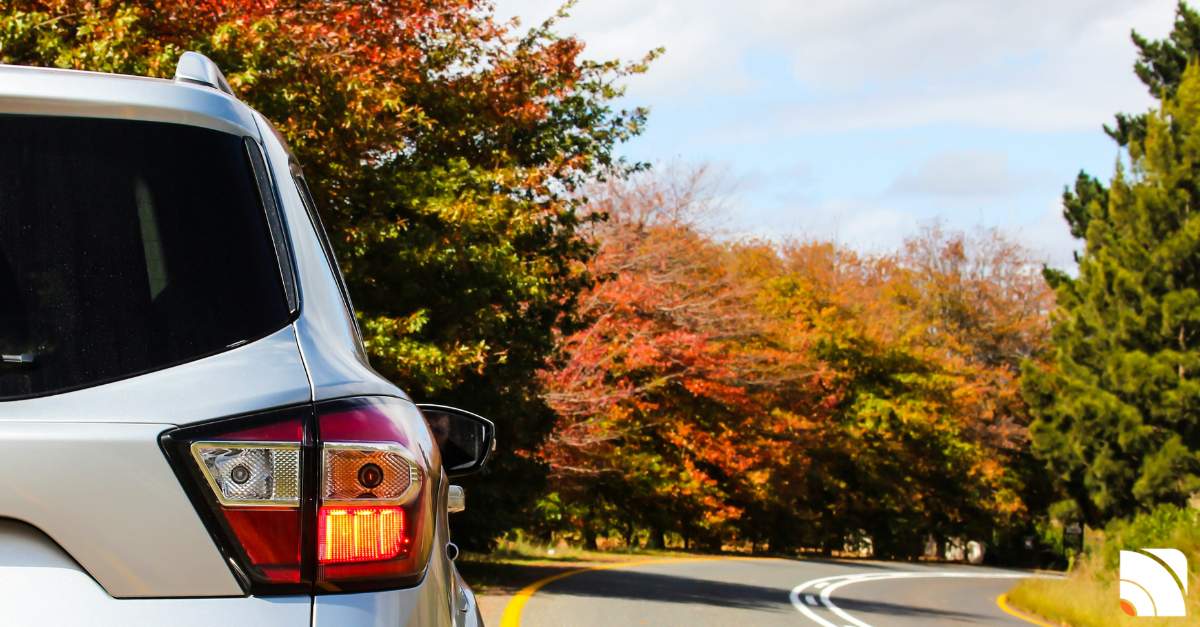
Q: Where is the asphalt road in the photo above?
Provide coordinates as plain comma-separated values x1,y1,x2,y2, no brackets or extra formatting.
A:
515,558,1044,627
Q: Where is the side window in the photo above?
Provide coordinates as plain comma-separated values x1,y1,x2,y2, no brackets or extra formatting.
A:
289,163,362,341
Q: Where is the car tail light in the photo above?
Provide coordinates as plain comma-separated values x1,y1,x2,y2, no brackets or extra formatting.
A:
160,397,436,596
314,397,433,591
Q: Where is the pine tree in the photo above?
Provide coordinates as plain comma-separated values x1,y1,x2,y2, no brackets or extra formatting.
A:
1059,2,1200,245
1022,64,1200,524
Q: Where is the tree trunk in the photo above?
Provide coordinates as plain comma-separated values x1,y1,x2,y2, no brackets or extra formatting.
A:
584,526,598,551
647,525,666,549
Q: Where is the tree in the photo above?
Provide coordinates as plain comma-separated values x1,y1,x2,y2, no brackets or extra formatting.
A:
538,166,801,550
1066,2,1200,245
761,226,1052,557
1023,63,1200,525
0,0,656,548
540,166,1053,556
1110,1,1200,147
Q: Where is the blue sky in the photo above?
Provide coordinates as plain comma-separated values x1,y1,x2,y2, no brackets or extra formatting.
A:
492,0,1178,269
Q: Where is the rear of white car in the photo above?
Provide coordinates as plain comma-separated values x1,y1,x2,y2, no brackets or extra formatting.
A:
0,54,483,627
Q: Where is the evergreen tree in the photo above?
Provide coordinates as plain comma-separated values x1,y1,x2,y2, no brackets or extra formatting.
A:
1060,2,1200,244
1022,64,1200,524
1110,1,1200,147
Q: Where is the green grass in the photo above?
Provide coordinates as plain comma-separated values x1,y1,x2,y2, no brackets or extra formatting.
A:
1007,505,1200,627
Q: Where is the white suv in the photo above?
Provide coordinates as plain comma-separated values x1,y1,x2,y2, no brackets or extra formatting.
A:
0,52,490,627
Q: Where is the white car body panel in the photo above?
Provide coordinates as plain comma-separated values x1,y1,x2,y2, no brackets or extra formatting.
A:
0,65,259,138
0,421,242,596
0,520,308,626
0,325,311,424
252,114,407,402
314,583,451,627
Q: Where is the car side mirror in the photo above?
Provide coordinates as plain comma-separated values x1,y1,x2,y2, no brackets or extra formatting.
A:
416,404,495,477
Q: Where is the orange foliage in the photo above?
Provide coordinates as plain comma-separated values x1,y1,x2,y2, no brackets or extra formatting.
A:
538,166,1055,554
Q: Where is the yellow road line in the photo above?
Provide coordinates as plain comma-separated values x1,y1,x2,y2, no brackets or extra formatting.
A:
499,557,732,627
997,593,1060,627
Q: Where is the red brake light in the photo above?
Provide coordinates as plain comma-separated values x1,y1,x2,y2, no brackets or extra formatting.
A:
318,506,407,563
159,397,436,596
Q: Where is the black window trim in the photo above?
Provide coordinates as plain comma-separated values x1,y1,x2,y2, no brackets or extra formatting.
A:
244,138,300,316
288,162,362,343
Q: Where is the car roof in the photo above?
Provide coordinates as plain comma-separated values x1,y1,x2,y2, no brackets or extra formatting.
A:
0,63,260,138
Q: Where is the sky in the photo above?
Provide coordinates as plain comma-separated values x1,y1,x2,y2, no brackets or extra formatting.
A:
490,0,1181,268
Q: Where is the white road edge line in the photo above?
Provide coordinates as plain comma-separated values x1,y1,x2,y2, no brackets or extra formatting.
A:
789,571,1062,627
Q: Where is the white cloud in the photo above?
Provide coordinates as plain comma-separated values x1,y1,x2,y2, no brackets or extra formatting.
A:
491,0,1172,257
743,195,919,251
736,164,814,195
892,149,1027,198
837,205,923,252
747,192,1079,263
493,0,1177,132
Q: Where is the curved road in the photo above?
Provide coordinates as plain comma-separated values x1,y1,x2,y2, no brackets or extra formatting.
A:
512,558,1049,627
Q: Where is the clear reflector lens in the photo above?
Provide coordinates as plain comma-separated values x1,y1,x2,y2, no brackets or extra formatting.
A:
193,444,300,505
318,506,407,563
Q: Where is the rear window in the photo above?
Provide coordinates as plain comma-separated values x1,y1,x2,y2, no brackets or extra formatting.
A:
0,115,292,400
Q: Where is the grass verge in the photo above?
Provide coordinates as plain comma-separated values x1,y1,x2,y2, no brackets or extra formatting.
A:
1006,505,1200,627
1008,567,1200,627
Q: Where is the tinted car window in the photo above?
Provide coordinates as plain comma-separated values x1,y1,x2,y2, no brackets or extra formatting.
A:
0,115,291,400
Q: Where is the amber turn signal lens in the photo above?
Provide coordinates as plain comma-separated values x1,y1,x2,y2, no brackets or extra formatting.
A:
318,506,407,564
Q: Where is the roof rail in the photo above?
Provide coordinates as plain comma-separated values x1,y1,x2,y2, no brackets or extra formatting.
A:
174,52,236,97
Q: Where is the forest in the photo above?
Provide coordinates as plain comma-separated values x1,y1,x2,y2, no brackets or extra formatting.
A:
2,0,1199,565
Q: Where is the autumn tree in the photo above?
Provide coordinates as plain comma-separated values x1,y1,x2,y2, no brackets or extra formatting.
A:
0,0,656,547
756,226,1052,557
538,166,803,549
539,165,1053,556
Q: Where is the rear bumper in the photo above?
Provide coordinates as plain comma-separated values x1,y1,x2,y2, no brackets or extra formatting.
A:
312,555,479,627
312,574,481,627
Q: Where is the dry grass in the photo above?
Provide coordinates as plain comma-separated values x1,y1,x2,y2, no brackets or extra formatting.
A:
1008,565,1200,627
1007,505,1200,627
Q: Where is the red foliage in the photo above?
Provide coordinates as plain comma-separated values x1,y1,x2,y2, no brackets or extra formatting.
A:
538,167,1055,552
